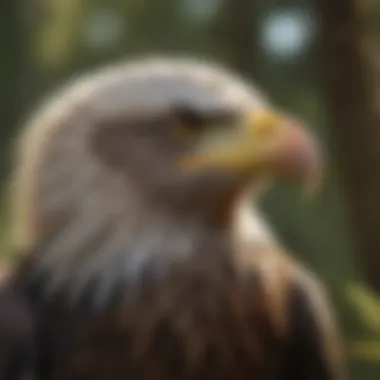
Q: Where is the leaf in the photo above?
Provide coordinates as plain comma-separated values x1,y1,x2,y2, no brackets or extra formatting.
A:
346,282,380,333
350,340,380,362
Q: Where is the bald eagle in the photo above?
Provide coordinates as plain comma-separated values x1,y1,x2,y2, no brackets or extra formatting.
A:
1,57,346,380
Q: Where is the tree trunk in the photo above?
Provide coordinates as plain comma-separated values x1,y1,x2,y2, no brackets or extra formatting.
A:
317,0,380,290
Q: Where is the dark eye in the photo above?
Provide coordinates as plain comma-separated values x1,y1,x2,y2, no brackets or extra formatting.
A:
173,105,236,133
173,105,208,132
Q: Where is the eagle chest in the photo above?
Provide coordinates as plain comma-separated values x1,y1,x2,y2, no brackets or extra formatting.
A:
31,258,285,380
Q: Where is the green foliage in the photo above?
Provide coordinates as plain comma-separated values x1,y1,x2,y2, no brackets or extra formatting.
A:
347,282,380,362
36,0,90,70
348,283,380,332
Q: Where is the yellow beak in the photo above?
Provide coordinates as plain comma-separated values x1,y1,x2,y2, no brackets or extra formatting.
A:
181,110,323,192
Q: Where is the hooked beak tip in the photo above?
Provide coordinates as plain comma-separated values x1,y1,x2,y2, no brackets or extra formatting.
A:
272,119,324,196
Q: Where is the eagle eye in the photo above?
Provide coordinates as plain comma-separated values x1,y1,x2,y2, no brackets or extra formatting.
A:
173,105,208,132
172,105,236,135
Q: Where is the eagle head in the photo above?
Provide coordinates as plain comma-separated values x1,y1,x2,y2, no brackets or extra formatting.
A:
12,57,323,305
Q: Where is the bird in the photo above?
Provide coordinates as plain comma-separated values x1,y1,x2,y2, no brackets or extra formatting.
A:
1,56,346,380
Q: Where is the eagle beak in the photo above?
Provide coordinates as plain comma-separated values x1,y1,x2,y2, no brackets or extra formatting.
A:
252,112,323,195
181,110,323,194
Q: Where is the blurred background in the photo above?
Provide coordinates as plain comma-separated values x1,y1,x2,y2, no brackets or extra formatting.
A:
2,0,380,378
